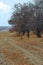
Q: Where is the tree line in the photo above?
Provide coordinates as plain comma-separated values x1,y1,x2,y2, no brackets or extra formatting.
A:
8,0,43,38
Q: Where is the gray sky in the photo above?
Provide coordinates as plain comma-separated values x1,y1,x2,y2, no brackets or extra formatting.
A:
0,0,34,26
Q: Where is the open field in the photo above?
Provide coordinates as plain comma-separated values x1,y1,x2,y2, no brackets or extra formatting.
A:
0,31,43,65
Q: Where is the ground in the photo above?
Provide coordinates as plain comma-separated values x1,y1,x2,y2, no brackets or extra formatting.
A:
0,31,43,65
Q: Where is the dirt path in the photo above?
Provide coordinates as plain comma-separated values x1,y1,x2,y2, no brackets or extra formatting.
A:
0,37,43,65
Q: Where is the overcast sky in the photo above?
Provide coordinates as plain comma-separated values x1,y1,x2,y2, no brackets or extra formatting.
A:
0,0,34,26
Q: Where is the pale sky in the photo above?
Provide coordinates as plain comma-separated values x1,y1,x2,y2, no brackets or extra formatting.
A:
0,0,34,26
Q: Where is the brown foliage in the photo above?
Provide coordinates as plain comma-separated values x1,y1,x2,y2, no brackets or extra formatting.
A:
9,28,14,33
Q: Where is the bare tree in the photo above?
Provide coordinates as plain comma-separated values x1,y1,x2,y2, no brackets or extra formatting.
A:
8,1,43,38
8,3,34,38
33,0,43,37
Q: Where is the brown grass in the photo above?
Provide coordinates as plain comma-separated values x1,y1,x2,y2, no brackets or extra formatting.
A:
0,31,43,65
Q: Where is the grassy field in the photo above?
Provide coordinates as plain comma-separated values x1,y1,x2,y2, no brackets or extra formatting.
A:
0,31,43,65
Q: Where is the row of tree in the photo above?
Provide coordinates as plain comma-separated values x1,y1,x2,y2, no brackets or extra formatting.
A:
8,0,43,38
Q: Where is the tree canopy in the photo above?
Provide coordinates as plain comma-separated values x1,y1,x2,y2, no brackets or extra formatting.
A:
8,0,43,37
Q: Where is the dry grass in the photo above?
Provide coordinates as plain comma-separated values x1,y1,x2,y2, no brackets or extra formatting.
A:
9,31,43,44
0,31,43,65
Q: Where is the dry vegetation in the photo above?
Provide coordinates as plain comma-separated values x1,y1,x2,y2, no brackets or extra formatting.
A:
0,31,43,65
